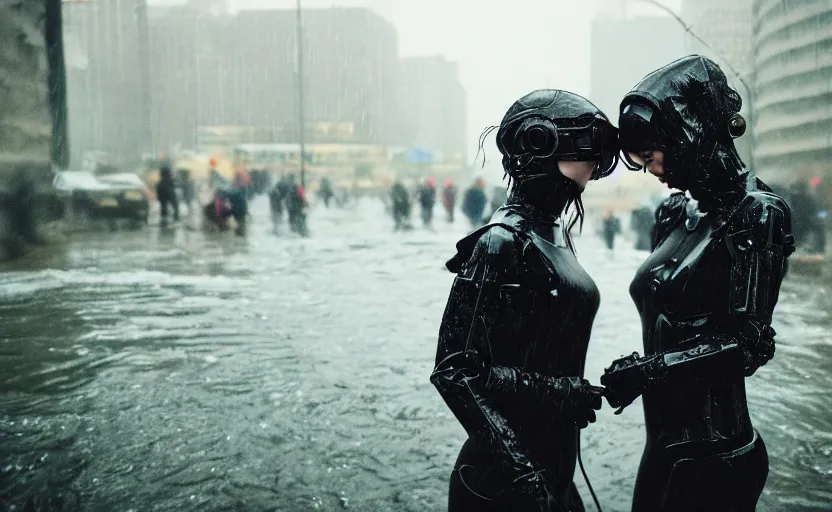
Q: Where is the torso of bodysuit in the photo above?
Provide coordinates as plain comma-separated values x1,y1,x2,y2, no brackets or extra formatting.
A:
629,202,754,456
485,208,601,474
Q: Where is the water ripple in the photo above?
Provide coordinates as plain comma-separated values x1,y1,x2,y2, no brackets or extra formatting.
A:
0,198,828,511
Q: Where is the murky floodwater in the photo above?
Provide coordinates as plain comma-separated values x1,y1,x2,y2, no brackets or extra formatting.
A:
0,198,829,511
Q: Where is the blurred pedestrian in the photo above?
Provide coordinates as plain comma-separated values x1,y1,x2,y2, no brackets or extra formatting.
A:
461,177,488,228
390,181,412,231
418,177,437,228
442,179,458,223
790,180,825,254
178,169,196,215
489,185,507,218
630,202,654,251
601,209,621,250
318,177,334,208
157,164,179,227
286,176,308,236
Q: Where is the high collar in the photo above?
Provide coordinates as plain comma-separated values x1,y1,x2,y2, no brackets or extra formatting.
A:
506,174,578,222
687,144,752,214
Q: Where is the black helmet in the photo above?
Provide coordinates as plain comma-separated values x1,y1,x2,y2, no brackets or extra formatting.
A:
618,55,747,195
496,89,620,182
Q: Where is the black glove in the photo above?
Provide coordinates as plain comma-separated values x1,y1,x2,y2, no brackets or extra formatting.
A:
738,323,776,377
601,352,654,414
559,377,604,428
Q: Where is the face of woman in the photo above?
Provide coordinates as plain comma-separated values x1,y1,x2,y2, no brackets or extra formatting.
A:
628,151,667,185
558,161,597,191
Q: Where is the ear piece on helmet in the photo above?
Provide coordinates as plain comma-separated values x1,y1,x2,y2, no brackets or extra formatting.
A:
727,113,746,138
513,118,558,158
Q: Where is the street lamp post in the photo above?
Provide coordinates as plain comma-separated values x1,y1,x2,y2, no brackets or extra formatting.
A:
48,0,69,169
633,0,756,171
295,0,306,188
136,0,153,158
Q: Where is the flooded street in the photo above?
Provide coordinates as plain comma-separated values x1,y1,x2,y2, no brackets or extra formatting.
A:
0,197,830,512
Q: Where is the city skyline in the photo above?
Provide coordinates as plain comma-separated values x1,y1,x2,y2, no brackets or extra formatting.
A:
150,0,683,155
64,2,470,163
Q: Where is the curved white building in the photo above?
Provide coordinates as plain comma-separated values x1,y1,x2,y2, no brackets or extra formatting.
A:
752,0,832,180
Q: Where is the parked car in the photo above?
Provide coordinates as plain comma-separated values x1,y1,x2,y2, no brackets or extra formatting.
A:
53,171,149,229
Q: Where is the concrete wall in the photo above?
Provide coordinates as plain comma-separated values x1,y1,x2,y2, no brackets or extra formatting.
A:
0,0,66,255
0,0,52,172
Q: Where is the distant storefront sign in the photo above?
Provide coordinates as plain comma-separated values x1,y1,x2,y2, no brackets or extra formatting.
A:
404,148,433,164
308,122,354,138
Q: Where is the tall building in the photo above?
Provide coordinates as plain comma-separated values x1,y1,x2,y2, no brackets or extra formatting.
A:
148,3,254,151
232,0,394,22
589,11,685,123
752,0,832,182
147,4,203,150
148,6,399,150
397,56,467,163
2,1,52,165
680,0,754,165
62,0,151,166
681,0,753,76
289,7,400,145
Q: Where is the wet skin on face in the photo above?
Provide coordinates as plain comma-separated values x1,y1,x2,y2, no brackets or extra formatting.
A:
628,151,666,183
558,160,597,190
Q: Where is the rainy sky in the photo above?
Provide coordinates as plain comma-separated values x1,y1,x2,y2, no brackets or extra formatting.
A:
151,0,682,150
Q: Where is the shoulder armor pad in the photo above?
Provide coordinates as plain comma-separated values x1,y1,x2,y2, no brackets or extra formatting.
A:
652,192,690,246
726,192,795,256
446,224,522,274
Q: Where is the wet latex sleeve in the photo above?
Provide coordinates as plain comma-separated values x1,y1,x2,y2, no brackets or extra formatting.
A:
644,192,793,382
724,192,794,375
602,342,743,408
605,194,794,401
430,228,578,474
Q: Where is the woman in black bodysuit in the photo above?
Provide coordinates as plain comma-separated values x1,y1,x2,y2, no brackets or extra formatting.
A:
430,89,620,511
601,56,795,512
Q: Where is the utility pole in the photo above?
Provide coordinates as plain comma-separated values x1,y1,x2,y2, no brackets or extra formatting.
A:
135,0,153,159
295,0,306,188
48,0,69,169
634,0,755,170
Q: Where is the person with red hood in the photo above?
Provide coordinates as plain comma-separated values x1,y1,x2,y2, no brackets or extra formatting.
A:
233,167,254,198
418,177,437,228
285,174,309,236
442,179,458,223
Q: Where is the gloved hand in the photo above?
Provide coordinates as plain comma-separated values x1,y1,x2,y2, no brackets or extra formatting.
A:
601,352,653,414
559,377,604,428
738,323,776,377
